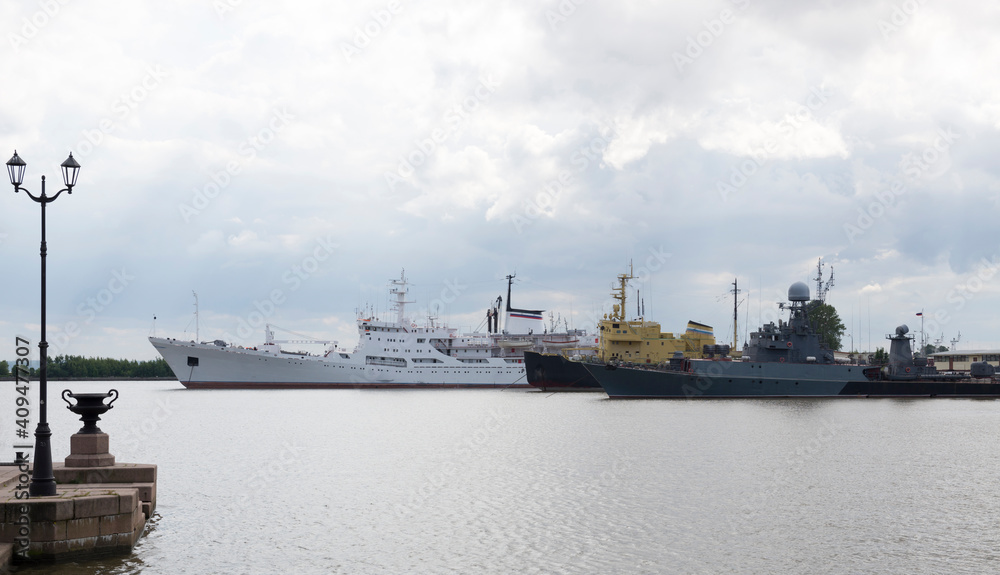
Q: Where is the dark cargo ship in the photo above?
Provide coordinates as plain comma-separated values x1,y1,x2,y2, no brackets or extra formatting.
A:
584,281,1000,399
524,350,600,391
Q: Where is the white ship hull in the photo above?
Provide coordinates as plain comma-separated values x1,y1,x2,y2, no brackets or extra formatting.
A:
150,271,594,389
149,335,530,389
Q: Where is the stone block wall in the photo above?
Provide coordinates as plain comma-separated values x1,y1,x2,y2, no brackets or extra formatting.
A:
0,487,144,562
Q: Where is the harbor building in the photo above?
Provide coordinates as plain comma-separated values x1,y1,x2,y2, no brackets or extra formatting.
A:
929,350,1000,372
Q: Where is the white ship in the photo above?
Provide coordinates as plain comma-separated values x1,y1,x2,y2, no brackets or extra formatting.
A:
149,271,596,389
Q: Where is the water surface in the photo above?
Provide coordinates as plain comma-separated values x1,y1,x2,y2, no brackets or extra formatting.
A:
10,381,1000,574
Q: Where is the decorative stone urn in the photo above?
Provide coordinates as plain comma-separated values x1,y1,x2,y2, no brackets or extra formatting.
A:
62,389,118,434
62,389,119,467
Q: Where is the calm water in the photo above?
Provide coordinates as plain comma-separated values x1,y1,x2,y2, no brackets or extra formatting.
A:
10,381,1000,574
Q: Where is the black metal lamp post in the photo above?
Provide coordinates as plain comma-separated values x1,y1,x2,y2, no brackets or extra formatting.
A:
6,150,80,497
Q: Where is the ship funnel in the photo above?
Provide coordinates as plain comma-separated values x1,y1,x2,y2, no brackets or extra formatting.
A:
888,324,915,378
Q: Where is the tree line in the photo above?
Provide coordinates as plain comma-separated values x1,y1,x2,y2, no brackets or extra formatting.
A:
0,355,174,379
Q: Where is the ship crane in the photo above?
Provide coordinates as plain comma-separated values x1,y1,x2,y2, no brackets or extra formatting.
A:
264,324,336,348
268,337,337,345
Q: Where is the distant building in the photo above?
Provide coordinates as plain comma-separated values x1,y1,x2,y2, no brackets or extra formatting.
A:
929,350,1000,372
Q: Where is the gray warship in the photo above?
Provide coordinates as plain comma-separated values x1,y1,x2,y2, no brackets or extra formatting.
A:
584,281,1000,398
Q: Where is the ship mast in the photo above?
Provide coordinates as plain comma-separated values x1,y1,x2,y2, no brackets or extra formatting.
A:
814,258,835,303
192,291,199,342
731,278,740,349
389,269,414,325
610,262,634,322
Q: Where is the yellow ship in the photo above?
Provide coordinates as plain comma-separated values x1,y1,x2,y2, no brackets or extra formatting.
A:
525,265,724,390
597,265,717,364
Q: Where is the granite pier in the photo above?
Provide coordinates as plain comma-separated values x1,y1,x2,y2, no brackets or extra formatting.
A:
0,431,156,567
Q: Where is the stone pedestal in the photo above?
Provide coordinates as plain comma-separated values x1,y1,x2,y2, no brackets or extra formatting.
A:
0,462,157,566
64,433,115,468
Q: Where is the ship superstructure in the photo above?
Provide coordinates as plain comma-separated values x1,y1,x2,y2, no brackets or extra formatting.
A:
597,265,716,364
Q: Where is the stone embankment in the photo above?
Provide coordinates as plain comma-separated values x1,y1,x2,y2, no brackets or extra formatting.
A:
0,431,156,567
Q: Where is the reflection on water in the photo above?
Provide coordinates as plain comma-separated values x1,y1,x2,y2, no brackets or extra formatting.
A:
10,382,1000,574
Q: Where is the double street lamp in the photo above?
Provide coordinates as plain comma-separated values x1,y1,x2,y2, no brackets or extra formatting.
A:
6,150,81,497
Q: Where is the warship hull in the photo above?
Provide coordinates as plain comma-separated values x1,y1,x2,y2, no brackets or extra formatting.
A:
583,361,1000,398
586,278,1000,399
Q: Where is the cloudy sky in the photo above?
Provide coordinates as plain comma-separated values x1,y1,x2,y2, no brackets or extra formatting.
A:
2,0,999,361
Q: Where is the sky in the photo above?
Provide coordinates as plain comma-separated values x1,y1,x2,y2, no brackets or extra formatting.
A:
2,0,1000,361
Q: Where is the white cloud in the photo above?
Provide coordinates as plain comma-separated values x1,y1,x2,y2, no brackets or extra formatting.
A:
3,0,1000,358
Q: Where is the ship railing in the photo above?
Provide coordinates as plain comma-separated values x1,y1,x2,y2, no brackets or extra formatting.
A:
365,356,407,367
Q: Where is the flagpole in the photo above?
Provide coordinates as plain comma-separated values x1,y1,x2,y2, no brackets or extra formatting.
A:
917,309,924,354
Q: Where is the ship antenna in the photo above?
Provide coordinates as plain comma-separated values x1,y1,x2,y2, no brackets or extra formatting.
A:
814,258,835,303
192,291,199,342
814,259,822,302
731,278,741,350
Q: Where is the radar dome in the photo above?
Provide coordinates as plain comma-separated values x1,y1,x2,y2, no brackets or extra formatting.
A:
895,324,909,336
788,282,810,302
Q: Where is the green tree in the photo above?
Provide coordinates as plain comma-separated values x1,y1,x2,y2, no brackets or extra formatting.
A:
921,343,947,356
0,360,8,377
872,347,888,365
807,301,846,351
12,356,174,378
